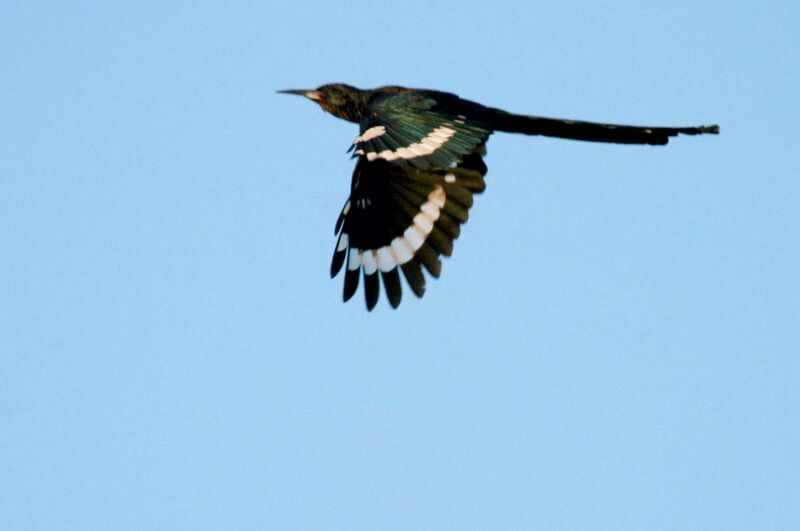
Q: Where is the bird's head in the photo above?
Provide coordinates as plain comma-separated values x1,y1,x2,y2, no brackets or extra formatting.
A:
278,83,366,122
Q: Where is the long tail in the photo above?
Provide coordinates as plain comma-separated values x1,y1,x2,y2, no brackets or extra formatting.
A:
488,108,719,146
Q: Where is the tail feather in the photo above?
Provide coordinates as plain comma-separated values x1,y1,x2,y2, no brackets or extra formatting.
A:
489,109,719,146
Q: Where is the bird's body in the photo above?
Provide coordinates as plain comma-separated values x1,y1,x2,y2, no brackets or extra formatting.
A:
279,84,718,310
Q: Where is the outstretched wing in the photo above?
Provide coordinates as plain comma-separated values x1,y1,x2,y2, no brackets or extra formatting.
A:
328,91,494,310
330,147,488,310
350,90,492,169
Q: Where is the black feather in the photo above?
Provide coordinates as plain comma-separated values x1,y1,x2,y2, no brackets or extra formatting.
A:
426,224,454,257
330,238,346,277
343,264,359,302
364,272,380,311
416,244,442,278
435,210,461,239
401,260,426,298
381,269,402,308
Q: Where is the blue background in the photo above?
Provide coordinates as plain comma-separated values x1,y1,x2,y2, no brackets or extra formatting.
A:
2,2,798,529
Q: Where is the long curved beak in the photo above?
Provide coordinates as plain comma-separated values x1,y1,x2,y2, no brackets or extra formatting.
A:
277,89,322,101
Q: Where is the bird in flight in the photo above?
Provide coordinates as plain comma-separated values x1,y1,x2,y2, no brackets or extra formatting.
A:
279,84,718,311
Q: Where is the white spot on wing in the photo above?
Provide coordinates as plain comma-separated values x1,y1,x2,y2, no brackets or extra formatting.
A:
395,147,414,159
412,143,435,155
337,233,349,252
376,246,396,272
362,250,378,275
403,225,426,251
346,186,450,275
390,237,414,265
413,212,434,233
420,201,440,220
444,173,456,183
420,137,440,149
401,186,447,252
348,248,362,271
429,186,446,209
368,126,456,162
368,149,398,161
354,125,387,143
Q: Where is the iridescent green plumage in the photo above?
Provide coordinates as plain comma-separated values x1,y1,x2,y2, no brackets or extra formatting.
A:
279,83,718,310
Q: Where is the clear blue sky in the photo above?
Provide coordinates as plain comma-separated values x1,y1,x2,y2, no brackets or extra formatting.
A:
2,2,798,530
